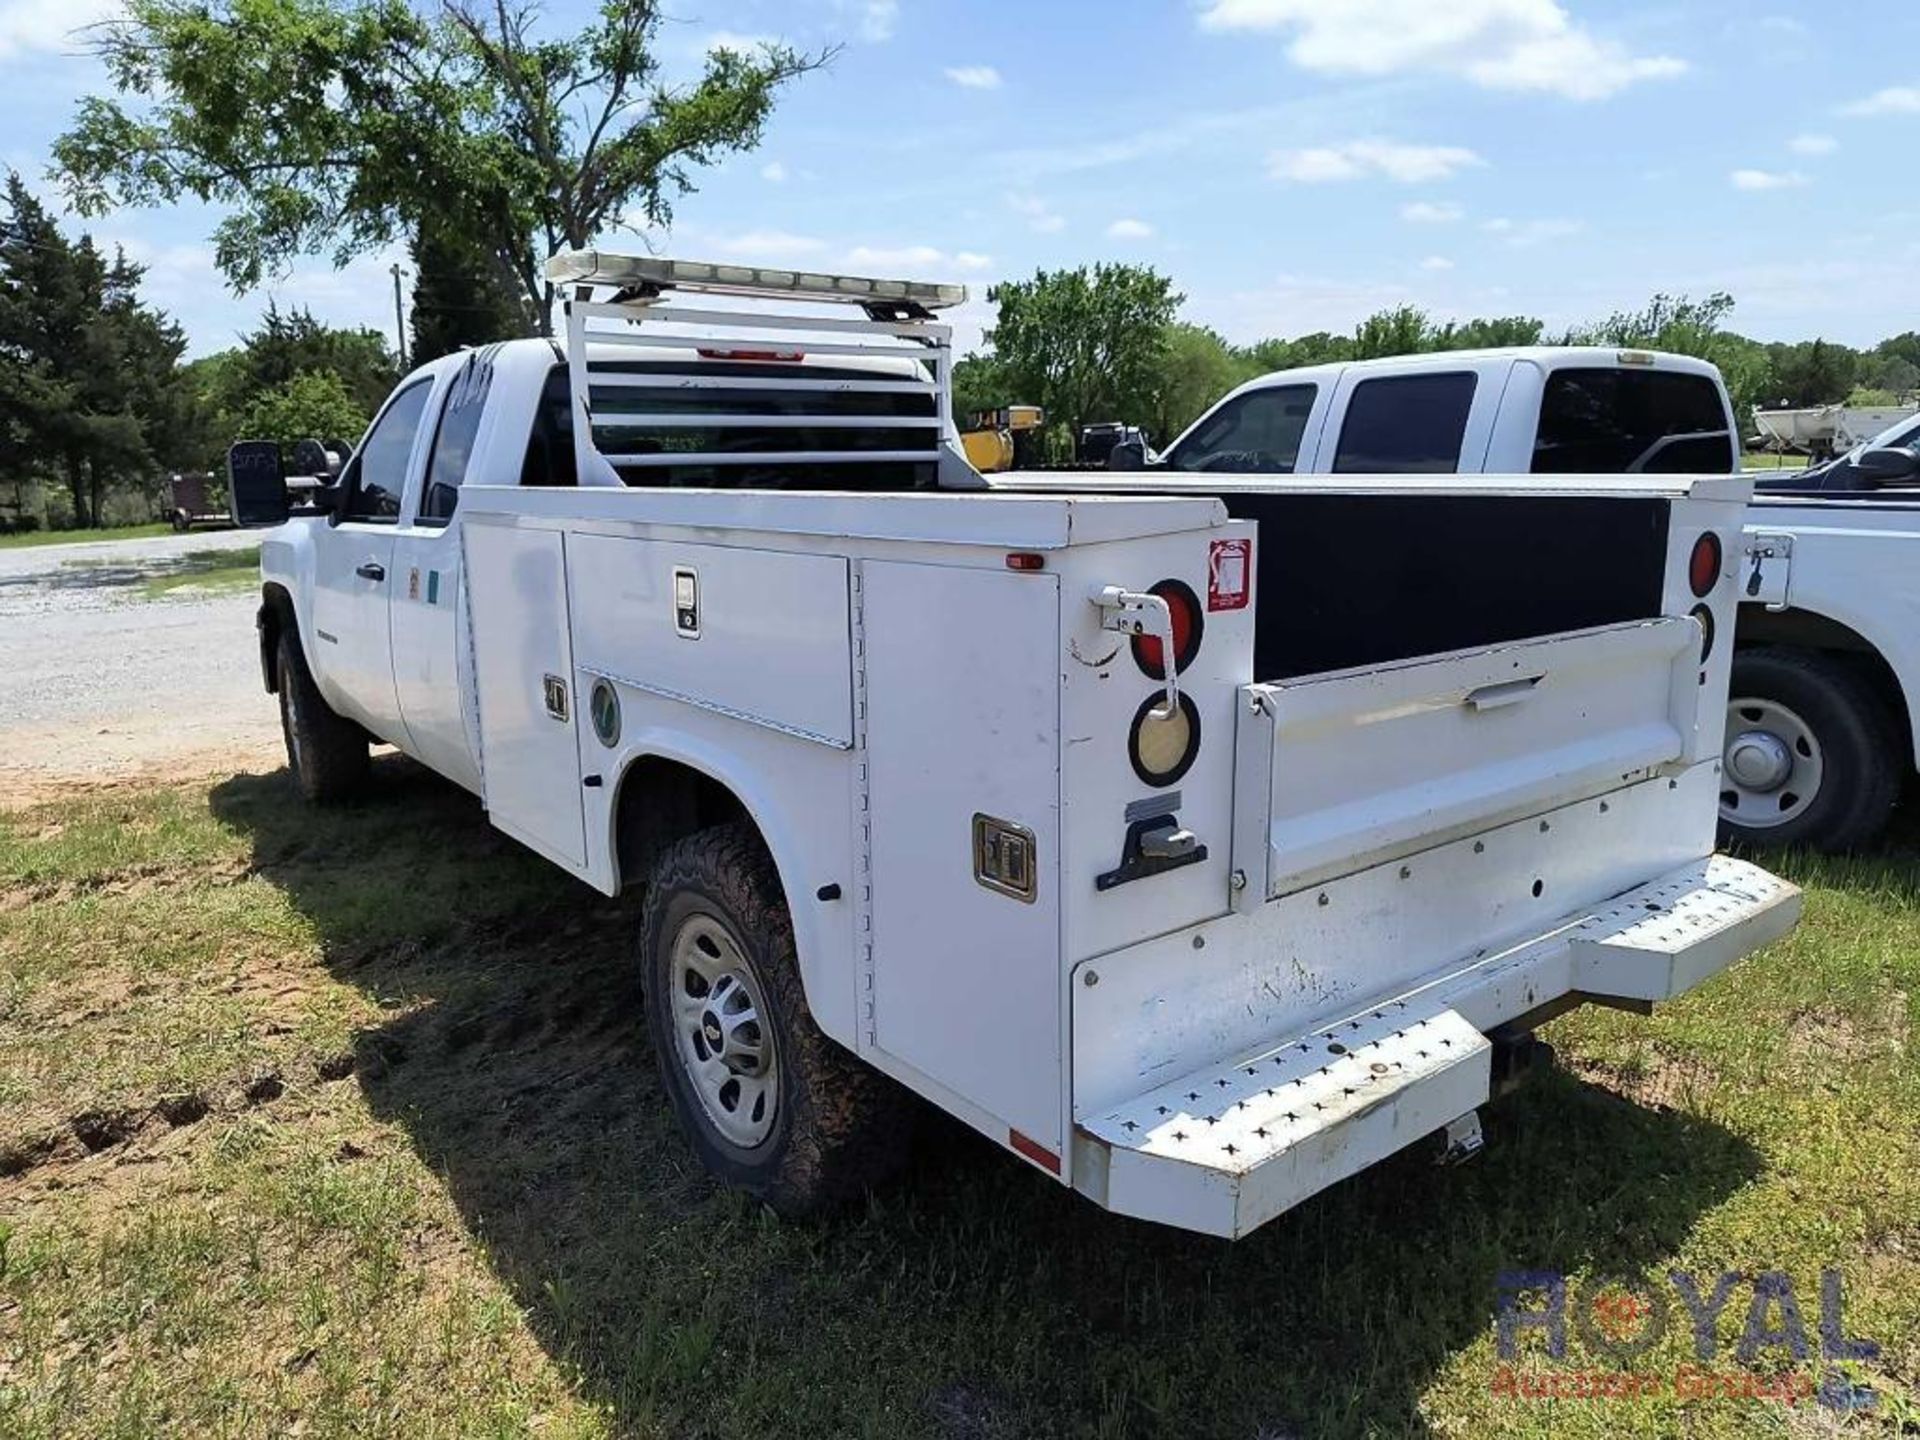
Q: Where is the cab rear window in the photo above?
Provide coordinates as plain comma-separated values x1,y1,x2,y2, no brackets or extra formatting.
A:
1532,369,1735,474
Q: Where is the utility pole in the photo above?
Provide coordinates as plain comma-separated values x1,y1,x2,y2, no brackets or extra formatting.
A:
390,262,408,370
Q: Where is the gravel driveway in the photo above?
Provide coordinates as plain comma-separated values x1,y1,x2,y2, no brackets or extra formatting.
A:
0,529,283,804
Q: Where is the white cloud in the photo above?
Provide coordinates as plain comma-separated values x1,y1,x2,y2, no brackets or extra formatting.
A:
759,161,788,183
856,0,897,42
1400,200,1464,223
1197,0,1686,101
846,244,988,276
1418,255,1455,271
0,0,116,58
703,30,780,56
1007,191,1067,233
1842,86,1920,117
1731,168,1808,191
1269,138,1483,184
716,229,829,259
1787,133,1837,156
1481,216,1584,247
944,64,1001,89
1106,218,1154,239
1755,15,1808,34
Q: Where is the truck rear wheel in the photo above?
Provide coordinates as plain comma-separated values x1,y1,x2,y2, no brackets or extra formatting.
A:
1720,647,1899,852
640,822,911,1215
276,631,369,803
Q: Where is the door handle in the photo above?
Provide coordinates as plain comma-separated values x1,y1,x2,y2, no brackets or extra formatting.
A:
1464,676,1542,712
356,561,386,582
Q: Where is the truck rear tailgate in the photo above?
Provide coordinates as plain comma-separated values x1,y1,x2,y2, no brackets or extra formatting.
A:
1234,615,1706,899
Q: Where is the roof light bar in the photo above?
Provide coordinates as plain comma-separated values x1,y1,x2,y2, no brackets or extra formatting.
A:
545,250,968,310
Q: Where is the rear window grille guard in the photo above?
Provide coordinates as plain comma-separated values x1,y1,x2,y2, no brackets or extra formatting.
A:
560,288,954,487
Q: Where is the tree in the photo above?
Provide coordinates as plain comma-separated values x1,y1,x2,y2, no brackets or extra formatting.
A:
1766,339,1860,408
1434,315,1545,350
191,303,397,451
238,370,370,454
0,173,193,527
1150,324,1251,443
1350,305,1432,360
985,264,1183,447
56,0,828,332
410,218,534,363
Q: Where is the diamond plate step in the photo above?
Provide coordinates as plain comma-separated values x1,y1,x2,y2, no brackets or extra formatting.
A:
1570,854,1800,1001
1080,998,1490,1237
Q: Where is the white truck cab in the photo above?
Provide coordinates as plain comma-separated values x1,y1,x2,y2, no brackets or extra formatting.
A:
1149,346,1738,478
250,256,1797,1238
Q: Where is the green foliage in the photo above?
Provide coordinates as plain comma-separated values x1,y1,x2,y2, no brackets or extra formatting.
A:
190,304,395,454
985,263,1183,447
0,173,198,528
1151,323,1256,443
1764,338,1859,408
410,219,534,364
237,371,369,455
55,0,828,331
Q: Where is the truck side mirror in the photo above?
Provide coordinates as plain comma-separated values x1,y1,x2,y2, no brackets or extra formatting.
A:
226,440,290,528
1108,439,1147,471
1857,446,1919,485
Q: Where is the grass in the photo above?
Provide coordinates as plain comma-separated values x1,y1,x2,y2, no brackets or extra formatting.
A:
1,760,1915,1438
138,544,262,599
0,523,174,550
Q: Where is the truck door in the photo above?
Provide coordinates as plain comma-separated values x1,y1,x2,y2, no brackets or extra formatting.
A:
310,378,433,744
387,352,493,794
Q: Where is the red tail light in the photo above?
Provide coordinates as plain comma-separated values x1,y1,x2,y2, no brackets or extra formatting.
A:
1688,532,1722,598
696,347,804,361
1131,579,1203,680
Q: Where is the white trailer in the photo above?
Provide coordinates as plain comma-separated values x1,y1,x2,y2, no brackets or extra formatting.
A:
252,254,1798,1238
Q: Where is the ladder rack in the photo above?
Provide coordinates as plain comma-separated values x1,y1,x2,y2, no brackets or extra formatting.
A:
546,251,966,490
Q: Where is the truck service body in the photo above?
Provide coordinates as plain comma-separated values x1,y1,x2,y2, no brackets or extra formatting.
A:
252,255,1798,1238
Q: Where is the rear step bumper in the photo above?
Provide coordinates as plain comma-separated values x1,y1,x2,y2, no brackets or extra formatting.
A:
1071,855,1799,1239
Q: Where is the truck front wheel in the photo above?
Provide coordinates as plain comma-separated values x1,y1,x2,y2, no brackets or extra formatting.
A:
1720,647,1900,852
276,631,369,803
640,822,911,1215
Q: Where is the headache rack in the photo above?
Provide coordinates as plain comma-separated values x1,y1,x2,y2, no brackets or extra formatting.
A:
545,251,971,489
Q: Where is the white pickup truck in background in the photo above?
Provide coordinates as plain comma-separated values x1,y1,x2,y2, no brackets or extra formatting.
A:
1129,346,1739,478
239,255,1797,1238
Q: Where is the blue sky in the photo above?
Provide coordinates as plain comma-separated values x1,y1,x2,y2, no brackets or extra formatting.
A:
4,0,1918,359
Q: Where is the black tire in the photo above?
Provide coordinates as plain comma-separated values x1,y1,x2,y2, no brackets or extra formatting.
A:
640,822,911,1215
1720,646,1901,852
276,630,369,803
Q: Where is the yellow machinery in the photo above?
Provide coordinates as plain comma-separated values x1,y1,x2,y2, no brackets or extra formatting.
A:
960,404,1044,472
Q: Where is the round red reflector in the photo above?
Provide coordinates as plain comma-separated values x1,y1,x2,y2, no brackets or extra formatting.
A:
1689,532,1722,598
1131,579,1204,680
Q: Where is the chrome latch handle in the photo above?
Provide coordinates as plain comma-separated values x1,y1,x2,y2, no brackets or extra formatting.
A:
1090,586,1179,717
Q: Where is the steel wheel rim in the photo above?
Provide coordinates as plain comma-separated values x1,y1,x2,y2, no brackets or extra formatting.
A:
669,913,779,1149
1721,697,1823,829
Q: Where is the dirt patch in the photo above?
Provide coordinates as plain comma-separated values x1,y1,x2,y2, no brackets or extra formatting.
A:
0,728,284,812
1786,996,1909,1065
1566,1049,1720,1112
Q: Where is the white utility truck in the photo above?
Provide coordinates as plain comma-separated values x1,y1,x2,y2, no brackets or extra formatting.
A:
244,254,1798,1239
